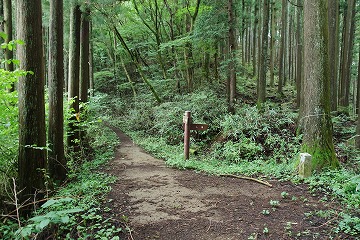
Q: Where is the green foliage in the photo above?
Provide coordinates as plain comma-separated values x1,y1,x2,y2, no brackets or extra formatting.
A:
269,200,280,208
216,103,300,164
281,191,289,199
0,94,122,239
336,213,360,235
307,170,360,209
261,209,270,215
102,78,360,237
15,198,83,239
0,38,30,207
94,70,118,94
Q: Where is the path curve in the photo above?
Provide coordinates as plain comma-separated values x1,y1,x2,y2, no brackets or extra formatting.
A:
103,126,344,240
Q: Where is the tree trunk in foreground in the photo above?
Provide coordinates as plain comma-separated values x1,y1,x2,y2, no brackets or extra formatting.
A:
17,0,47,205
328,0,339,111
257,0,270,107
4,0,13,74
67,2,81,149
80,7,90,104
48,0,66,182
278,0,287,95
228,0,237,113
356,45,360,149
301,0,339,171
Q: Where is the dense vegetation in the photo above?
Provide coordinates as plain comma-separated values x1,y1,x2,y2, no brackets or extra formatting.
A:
0,0,360,238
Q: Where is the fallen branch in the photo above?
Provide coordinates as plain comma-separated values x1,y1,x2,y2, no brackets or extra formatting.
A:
219,174,273,187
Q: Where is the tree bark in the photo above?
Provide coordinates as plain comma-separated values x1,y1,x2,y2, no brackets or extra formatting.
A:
48,0,66,182
80,7,90,104
258,0,270,107
269,0,277,88
89,20,94,97
339,0,355,110
278,0,287,95
252,0,259,77
301,0,339,171
295,0,302,108
327,0,339,112
356,47,360,148
288,14,293,83
0,1,3,35
17,0,47,206
246,5,252,64
356,44,360,148
4,0,13,76
67,3,81,148
228,0,237,113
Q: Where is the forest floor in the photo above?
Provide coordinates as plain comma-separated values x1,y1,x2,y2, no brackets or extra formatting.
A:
101,126,352,240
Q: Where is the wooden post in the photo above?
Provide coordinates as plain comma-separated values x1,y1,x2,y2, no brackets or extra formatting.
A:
184,111,191,160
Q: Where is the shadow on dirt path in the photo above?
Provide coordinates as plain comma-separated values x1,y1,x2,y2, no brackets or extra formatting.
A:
102,126,350,240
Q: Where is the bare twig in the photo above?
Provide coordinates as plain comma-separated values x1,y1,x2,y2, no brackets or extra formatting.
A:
309,215,339,229
1,196,78,219
126,223,135,240
12,178,21,228
219,174,273,187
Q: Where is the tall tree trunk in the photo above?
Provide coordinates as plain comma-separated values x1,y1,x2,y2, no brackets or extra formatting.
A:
228,0,237,113
119,52,136,98
183,0,200,92
357,44,360,114
67,3,81,148
4,0,13,77
258,0,270,107
328,0,339,111
80,7,90,104
252,0,259,77
295,0,302,108
278,0,287,95
89,20,94,97
288,14,293,83
339,0,355,110
301,0,339,171
17,0,47,206
0,1,3,35
48,0,66,182
269,0,277,88
246,5,252,64
213,42,219,82
356,47,360,149
256,0,262,82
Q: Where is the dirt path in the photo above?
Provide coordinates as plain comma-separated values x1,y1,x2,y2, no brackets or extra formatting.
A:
102,127,348,240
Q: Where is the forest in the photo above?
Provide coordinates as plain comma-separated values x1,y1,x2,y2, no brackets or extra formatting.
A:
0,0,360,239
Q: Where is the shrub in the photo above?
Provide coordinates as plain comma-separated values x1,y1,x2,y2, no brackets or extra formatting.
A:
94,70,118,94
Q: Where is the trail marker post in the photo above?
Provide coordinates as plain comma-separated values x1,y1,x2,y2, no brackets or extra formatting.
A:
183,111,208,160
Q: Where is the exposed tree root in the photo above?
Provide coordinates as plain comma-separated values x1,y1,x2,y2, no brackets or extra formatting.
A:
219,174,273,187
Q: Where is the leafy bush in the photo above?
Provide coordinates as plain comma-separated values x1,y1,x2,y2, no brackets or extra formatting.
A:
94,70,118,94
0,59,29,209
216,104,300,163
0,93,122,239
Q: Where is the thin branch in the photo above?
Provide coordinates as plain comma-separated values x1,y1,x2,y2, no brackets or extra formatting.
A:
287,0,303,8
12,178,21,228
219,174,273,187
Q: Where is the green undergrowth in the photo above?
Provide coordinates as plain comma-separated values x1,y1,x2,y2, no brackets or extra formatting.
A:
99,79,360,236
0,100,123,239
